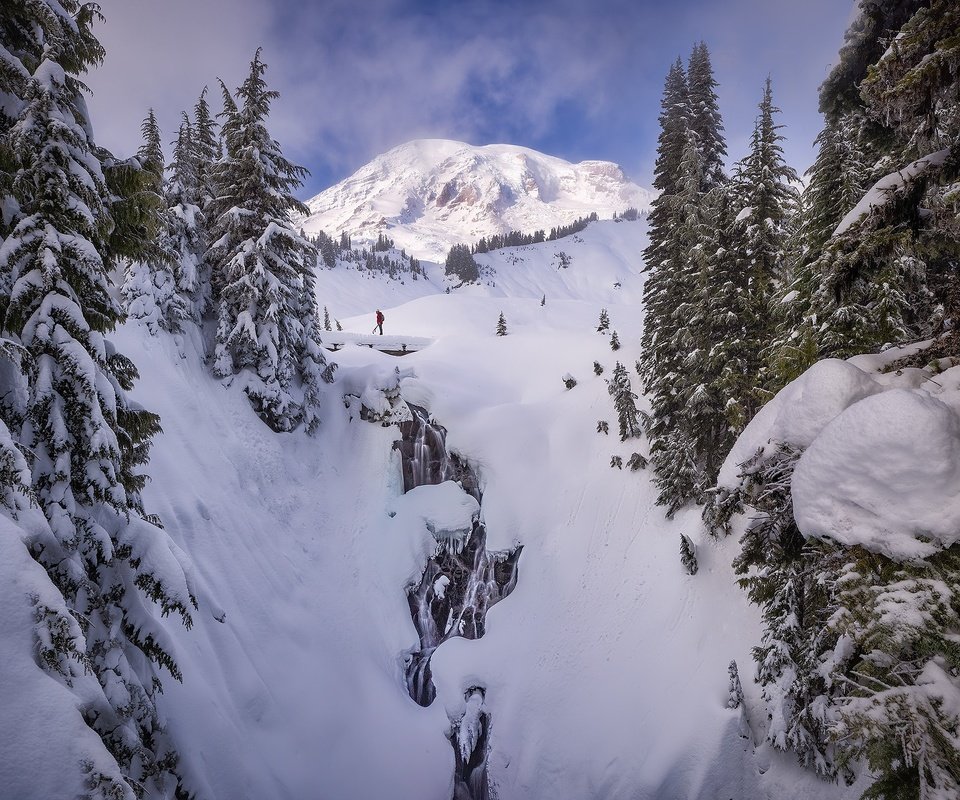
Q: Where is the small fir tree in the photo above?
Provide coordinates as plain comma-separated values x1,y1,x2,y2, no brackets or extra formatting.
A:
608,362,642,441
597,308,610,333
680,534,698,575
496,311,507,336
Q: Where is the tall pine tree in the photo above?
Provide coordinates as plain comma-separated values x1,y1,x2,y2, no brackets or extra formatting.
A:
729,77,799,406
686,41,727,191
121,109,190,334
206,49,333,432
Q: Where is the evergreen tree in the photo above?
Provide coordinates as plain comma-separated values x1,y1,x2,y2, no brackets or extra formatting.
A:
597,308,610,333
831,546,960,800
730,77,799,401
0,4,195,795
610,330,620,350
122,110,189,334
323,305,331,331
496,311,507,336
686,41,727,191
639,59,689,380
776,0,958,369
700,186,752,445
723,447,846,776
608,362,642,441
680,533,698,575
767,115,870,391
645,131,712,512
445,243,479,284
206,49,332,431
164,113,205,325
192,85,221,209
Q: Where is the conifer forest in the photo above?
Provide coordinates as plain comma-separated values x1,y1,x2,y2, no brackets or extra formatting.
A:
1,2,960,799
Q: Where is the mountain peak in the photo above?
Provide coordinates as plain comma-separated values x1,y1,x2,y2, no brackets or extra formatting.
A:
300,139,652,260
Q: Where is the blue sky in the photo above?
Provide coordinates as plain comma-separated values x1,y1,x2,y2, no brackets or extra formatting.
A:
86,0,855,199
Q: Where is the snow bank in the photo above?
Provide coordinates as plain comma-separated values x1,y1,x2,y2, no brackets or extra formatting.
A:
0,515,126,798
792,389,960,560
388,481,480,540
717,359,881,488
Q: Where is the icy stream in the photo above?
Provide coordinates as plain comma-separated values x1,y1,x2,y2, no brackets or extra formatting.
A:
394,404,521,797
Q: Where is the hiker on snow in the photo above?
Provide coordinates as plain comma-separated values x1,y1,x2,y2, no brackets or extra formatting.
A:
375,309,384,335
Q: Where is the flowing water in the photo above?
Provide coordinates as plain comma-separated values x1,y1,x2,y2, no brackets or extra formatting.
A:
394,403,521,798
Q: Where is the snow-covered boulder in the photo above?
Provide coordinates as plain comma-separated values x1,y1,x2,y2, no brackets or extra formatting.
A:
388,480,480,541
717,359,881,488
792,389,960,560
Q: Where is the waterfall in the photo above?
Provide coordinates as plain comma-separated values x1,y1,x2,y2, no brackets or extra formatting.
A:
392,402,521,798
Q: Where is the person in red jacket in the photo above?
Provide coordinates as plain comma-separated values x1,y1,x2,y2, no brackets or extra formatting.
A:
375,309,384,335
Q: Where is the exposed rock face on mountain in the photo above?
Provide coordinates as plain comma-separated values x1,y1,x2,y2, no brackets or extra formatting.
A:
299,139,652,260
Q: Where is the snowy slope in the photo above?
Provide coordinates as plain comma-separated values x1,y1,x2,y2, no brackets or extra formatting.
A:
2,219,867,799
314,218,649,326
299,139,653,260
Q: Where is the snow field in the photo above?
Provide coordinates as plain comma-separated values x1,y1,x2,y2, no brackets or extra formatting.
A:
1,218,868,798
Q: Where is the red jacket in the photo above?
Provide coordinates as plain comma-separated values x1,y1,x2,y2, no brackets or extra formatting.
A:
376,311,384,324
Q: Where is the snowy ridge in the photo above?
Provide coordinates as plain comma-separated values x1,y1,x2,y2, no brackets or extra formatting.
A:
299,139,653,260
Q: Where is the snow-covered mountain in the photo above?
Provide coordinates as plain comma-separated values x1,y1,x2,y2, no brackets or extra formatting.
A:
299,139,653,260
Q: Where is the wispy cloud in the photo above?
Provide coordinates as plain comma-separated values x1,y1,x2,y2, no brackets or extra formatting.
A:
86,0,853,198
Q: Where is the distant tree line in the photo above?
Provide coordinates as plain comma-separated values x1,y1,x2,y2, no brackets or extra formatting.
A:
309,230,424,280
471,212,598,254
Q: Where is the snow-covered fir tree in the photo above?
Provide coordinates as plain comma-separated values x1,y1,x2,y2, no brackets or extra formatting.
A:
163,113,205,325
607,362,641,441
729,77,798,402
0,3,195,795
597,307,610,333
206,49,333,432
830,546,960,800
775,0,958,368
700,187,751,442
638,57,688,391
645,131,711,512
191,86,221,208
686,41,726,191
767,114,869,391
445,243,479,284
496,311,507,336
639,43,735,515
121,109,189,334
730,447,844,776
